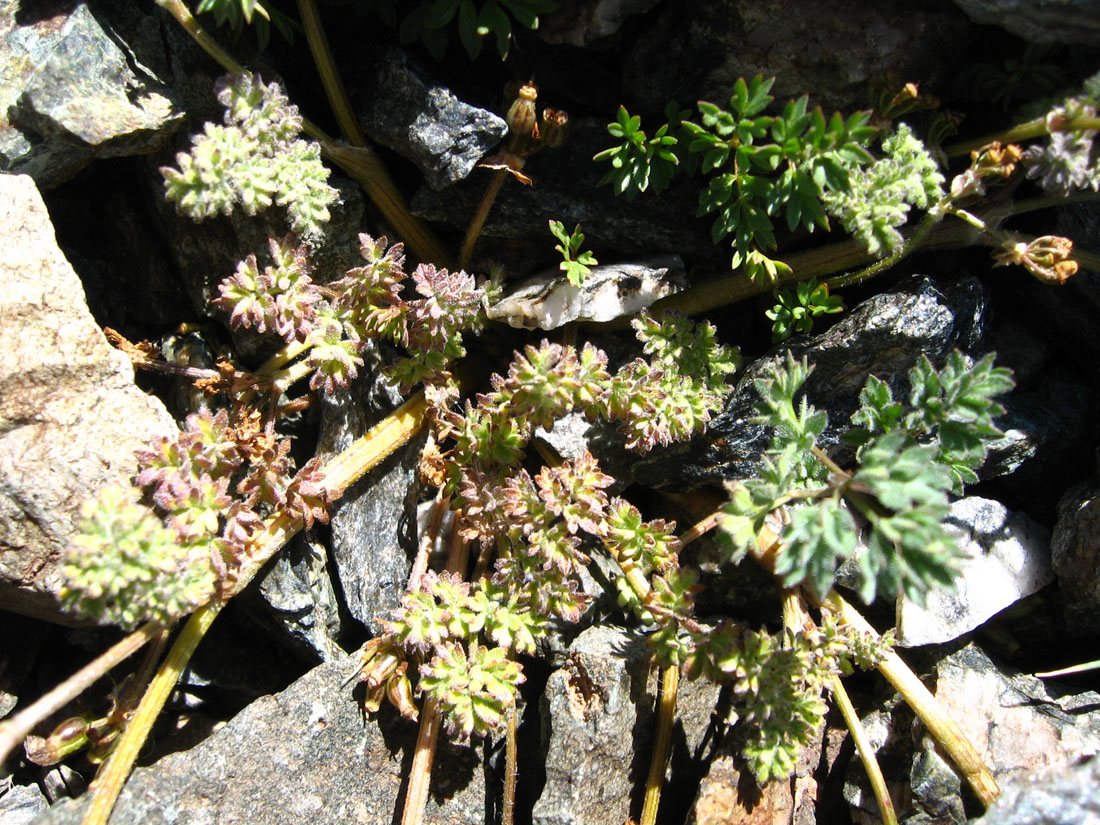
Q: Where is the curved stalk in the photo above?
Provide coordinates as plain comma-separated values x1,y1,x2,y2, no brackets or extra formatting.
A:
639,663,679,825
826,593,999,808
826,209,942,290
459,170,508,269
0,621,166,766
295,0,366,146
83,605,223,825
831,674,898,825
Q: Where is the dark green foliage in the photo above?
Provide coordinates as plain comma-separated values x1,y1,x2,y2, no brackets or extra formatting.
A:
766,278,844,341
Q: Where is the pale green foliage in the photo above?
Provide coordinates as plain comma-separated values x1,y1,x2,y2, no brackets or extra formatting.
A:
548,220,598,286
417,642,526,740
161,74,338,242
60,485,218,628
719,350,1013,604
822,123,945,257
1023,71,1100,196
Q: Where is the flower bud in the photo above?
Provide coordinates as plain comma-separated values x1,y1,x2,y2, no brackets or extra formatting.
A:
539,108,569,149
506,83,538,137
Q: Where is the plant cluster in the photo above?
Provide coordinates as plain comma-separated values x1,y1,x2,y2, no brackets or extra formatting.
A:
765,277,844,342
161,73,338,242
61,408,329,628
596,76,879,280
718,351,1014,605
1021,71,1100,196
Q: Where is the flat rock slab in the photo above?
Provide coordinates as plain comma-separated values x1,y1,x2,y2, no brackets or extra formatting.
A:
32,653,486,825
0,174,177,624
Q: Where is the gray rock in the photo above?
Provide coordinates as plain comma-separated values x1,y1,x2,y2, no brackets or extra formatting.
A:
533,624,721,825
1051,475,1100,636
621,0,977,116
629,274,991,489
847,644,1100,823
31,653,486,825
0,174,177,625
0,3,183,190
896,498,1053,647
356,48,507,191
952,0,1100,45
921,645,1100,821
539,0,663,47
0,782,49,825
970,758,1100,825
250,534,345,662
319,369,421,633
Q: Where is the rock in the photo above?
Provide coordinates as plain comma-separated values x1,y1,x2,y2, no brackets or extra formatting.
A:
533,624,721,825
486,255,686,330
539,0,663,47
0,174,177,625
249,533,345,662
31,653,486,825
356,48,507,191
621,0,977,115
845,644,1100,822
319,368,422,633
896,498,1053,647
0,782,49,825
970,758,1100,825
628,274,991,489
1050,475,1100,636
0,3,183,190
952,0,1100,45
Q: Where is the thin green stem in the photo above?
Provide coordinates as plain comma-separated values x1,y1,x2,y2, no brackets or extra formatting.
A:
256,339,312,376
826,209,943,290
831,674,898,825
639,663,678,825
83,605,222,825
0,621,166,766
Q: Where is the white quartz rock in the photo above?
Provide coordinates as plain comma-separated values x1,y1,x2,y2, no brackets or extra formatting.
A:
485,255,686,330
896,497,1053,647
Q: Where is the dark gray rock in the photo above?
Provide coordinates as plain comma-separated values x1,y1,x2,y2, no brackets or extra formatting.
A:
533,624,721,825
31,653,486,825
0,3,183,190
538,0,662,47
629,274,991,489
970,758,1100,825
621,0,978,115
952,0,1100,45
356,48,506,191
0,174,177,625
1051,474,1100,636
250,534,345,662
319,369,422,633
896,498,1053,647
0,781,49,825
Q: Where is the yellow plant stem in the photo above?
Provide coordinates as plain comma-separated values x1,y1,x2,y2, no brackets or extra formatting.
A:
831,674,898,825
827,593,999,808
502,705,519,825
639,663,679,825
400,524,471,825
154,0,454,269
83,605,222,825
0,621,166,766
